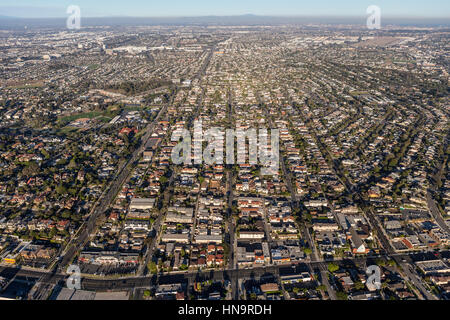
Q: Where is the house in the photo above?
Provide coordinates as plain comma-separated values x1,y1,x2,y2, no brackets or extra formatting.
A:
350,228,370,254
161,233,190,243
194,235,222,244
281,273,312,284
129,198,156,210
239,231,265,240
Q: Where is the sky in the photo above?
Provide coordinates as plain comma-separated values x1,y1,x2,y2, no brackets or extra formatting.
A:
0,0,449,18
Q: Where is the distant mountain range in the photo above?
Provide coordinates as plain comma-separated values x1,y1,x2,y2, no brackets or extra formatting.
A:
0,14,449,29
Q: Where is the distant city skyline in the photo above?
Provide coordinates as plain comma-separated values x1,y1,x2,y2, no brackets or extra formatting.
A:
0,0,449,18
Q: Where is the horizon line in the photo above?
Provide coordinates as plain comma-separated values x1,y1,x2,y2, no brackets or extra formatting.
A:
1,13,450,19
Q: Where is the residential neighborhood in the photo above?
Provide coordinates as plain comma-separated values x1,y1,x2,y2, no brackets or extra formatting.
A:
0,10,449,303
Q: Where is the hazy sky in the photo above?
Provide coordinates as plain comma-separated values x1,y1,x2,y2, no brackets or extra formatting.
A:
1,0,449,18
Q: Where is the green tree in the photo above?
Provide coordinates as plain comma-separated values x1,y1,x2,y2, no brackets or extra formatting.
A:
328,263,339,273
336,291,348,300
22,161,39,177
354,281,365,291
147,261,158,274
